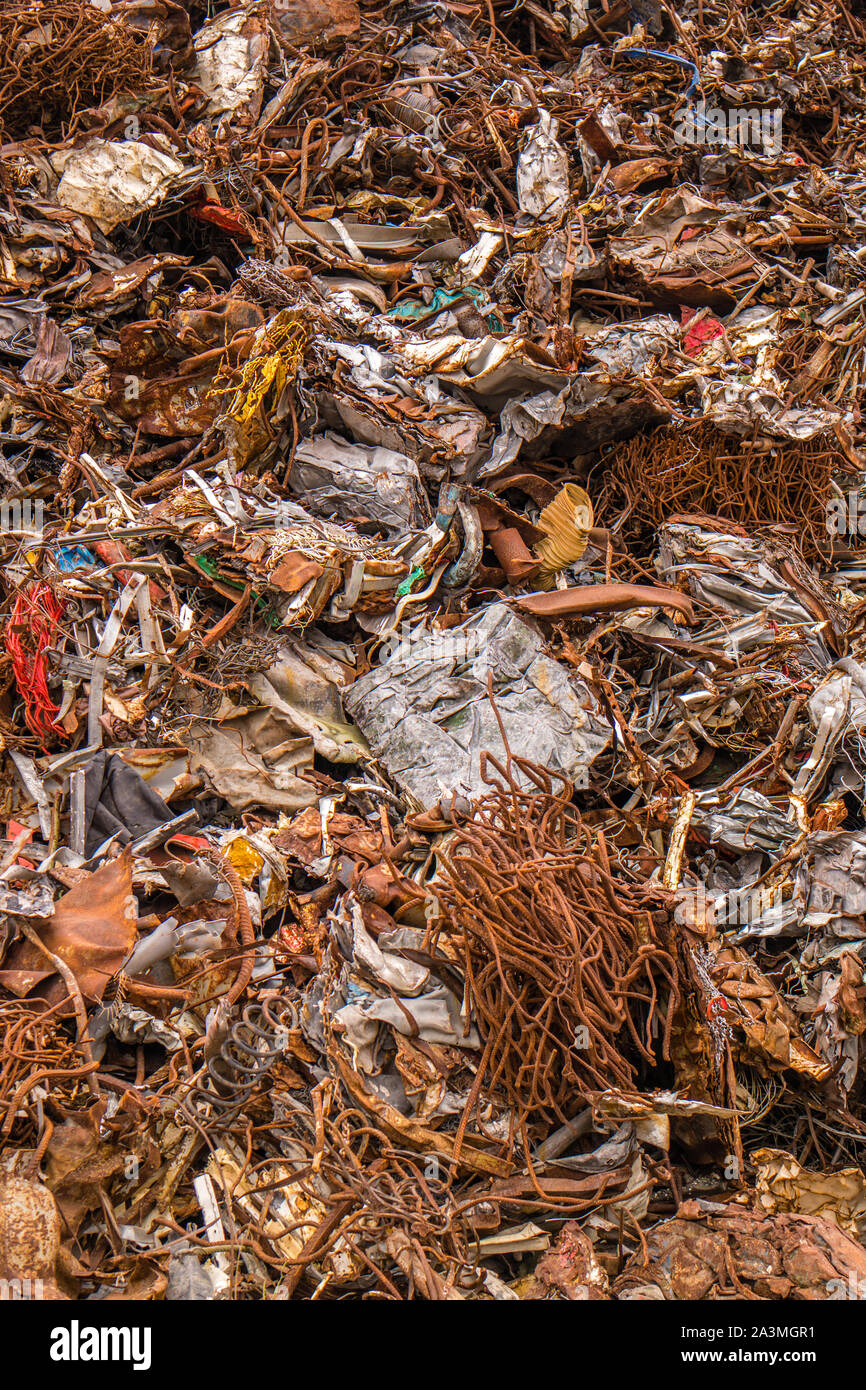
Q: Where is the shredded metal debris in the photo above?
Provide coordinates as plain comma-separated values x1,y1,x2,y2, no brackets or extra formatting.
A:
3,0,866,1307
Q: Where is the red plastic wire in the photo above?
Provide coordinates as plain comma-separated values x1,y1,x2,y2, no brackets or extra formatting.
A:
4,583,67,745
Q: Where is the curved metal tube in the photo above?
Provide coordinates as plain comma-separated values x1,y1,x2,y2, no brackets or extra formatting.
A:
443,502,483,588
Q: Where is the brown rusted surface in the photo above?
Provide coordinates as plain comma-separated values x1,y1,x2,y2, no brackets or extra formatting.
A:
2,0,866,1313
513,582,695,623
0,852,136,1006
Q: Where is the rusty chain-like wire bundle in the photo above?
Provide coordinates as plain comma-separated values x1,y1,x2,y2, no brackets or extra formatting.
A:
0,999,83,1144
435,751,680,1130
0,0,156,139
594,422,837,558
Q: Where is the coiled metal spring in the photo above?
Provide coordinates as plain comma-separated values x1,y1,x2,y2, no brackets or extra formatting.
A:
189,993,299,1125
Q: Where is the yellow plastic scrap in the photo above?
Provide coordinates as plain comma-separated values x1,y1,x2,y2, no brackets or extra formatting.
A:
224,836,265,883
211,310,311,424
533,482,593,588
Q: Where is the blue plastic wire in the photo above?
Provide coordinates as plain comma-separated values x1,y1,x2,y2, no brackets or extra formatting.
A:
623,48,701,97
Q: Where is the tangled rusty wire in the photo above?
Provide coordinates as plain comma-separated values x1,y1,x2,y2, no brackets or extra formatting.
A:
594,422,838,557
434,751,680,1132
260,1109,484,1298
0,999,84,1147
0,0,156,139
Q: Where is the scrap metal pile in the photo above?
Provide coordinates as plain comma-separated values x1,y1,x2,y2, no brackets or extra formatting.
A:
5,0,866,1302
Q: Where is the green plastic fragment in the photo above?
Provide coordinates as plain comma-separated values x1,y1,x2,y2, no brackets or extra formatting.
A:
190,553,281,627
396,565,425,597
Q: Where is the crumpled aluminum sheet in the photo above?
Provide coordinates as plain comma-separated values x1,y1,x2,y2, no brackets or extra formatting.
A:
582,315,679,375
804,832,866,943
483,374,667,476
50,139,186,234
698,378,844,440
657,521,836,667
690,787,802,853
190,6,268,118
344,601,611,809
289,430,431,531
516,109,570,221
685,859,807,943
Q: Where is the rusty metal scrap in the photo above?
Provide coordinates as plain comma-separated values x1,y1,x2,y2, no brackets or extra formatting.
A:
595,423,840,559
435,751,680,1127
3,0,866,1323
0,1,159,141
